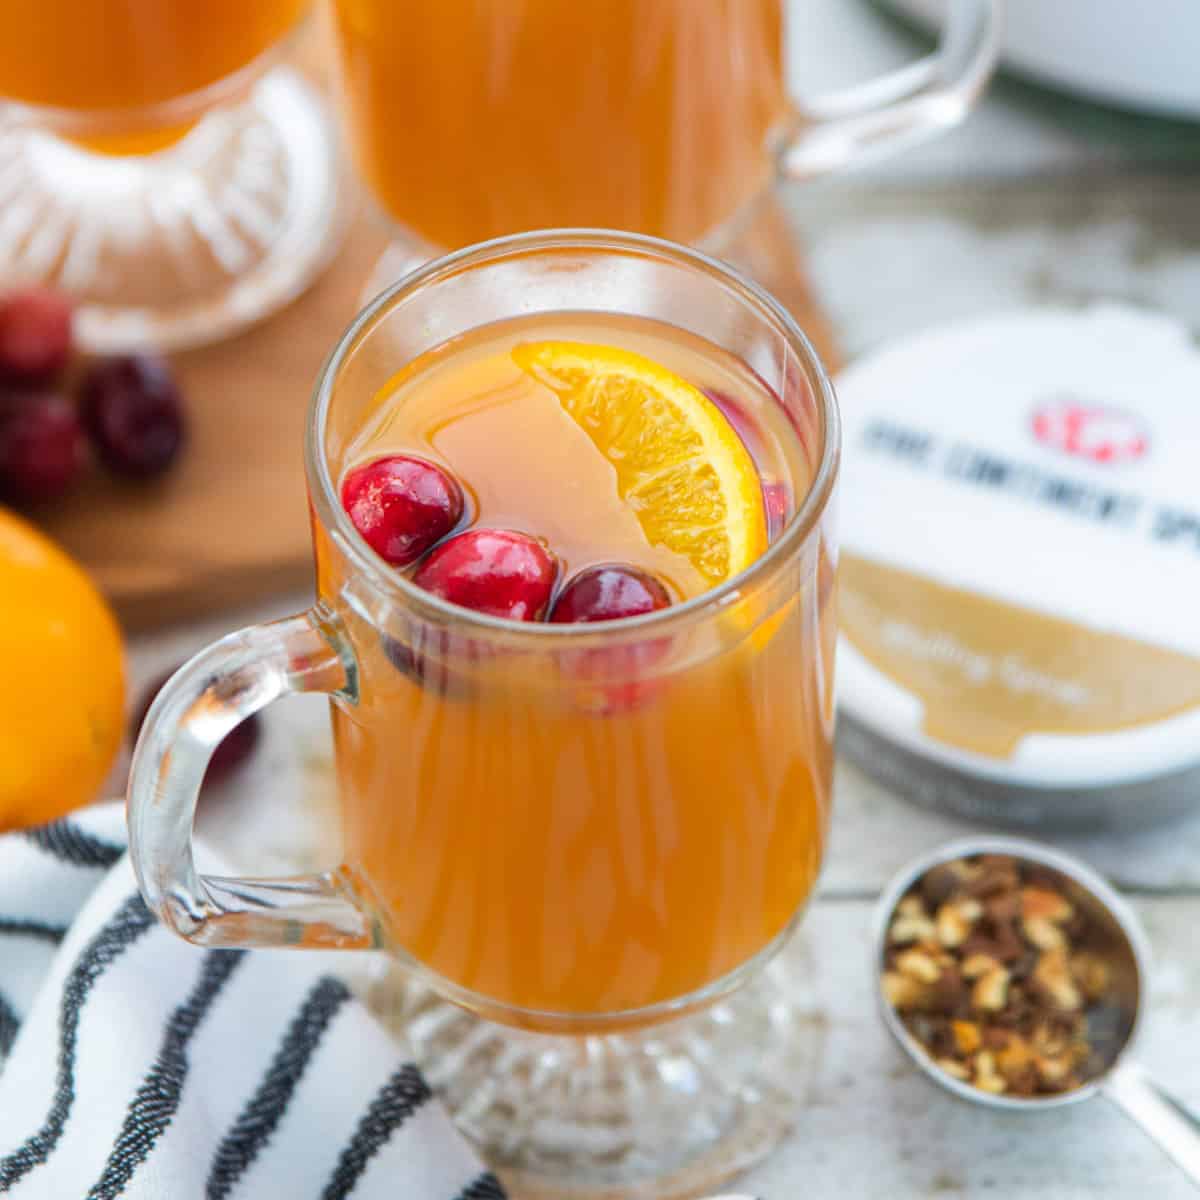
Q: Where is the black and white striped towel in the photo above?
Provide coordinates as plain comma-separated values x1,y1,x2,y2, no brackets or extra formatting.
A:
0,803,505,1200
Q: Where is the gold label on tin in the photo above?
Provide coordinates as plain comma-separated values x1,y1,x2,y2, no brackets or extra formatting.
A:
839,552,1200,758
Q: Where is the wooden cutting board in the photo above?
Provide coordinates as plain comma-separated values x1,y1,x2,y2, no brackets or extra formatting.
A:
35,192,387,629
36,184,838,632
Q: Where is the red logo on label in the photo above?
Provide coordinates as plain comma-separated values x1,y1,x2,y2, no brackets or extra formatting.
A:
1031,400,1149,464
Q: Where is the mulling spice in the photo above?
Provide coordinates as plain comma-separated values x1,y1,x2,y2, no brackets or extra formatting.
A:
881,854,1119,1096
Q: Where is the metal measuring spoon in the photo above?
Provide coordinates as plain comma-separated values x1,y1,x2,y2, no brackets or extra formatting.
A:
874,836,1200,1184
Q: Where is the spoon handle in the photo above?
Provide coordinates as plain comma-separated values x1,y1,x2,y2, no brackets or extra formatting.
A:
1104,1060,1200,1183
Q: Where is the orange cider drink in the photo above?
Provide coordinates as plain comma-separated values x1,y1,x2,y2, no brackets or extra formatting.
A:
328,0,790,248
322,311,835,1019
0,0,307,149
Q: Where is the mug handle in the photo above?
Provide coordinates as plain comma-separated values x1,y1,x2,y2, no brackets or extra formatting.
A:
779,0,1003,180
127,609,376,952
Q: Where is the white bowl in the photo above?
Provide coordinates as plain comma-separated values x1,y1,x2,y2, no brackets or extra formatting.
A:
883,0,1200,120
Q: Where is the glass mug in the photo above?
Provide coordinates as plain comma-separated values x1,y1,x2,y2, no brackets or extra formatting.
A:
128,230,840,1196
329,0,1001,259
0,1,344,352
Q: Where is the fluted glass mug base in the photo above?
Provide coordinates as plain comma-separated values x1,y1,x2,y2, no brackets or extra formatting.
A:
366,929,818,1200
0,66,345,353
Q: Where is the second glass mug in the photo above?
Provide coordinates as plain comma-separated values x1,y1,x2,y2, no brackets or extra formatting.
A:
0,1,344,351
329,0,1002,268
129,231,840,1197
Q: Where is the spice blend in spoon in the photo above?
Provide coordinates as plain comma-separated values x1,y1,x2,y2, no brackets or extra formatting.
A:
882,853,1119,1097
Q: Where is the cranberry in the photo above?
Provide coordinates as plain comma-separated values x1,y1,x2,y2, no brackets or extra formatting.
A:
764,481,790,541
703,387,758,453
551,565,673,716
79,355,186,479
382,631,474,701
0,391,86,503
560,640,669,717
413,528,557,621
133,669,261,787
341,454,465,567
551,564,671,624
0,287,73,384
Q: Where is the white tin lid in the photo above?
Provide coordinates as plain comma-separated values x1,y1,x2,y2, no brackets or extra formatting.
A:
835,305,1200,791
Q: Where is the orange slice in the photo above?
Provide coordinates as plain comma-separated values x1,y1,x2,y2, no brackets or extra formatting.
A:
513,341,766,588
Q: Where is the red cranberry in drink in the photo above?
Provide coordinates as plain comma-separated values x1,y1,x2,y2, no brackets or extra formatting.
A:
0,392,86,503
763,481,790,542
342,454,465,567
0,287,73,384
552,564,673,717
382,630,475,701
79,355,186,479
134,669,261,787
550,564,671,624
413,528,557,621
707,390,792,542
702,387,758,453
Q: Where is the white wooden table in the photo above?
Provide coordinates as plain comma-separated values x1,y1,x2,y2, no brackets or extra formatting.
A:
127,5,1200,1194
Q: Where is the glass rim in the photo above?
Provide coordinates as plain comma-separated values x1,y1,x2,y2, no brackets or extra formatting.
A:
306,228,841,643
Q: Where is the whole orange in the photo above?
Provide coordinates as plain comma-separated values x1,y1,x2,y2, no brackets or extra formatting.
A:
0,507,125,832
